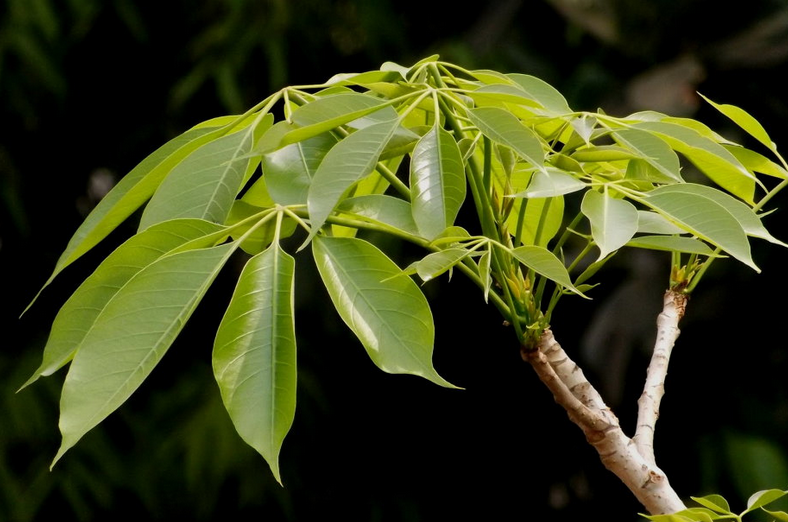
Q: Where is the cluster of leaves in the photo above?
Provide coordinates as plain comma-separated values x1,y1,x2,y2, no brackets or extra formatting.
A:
645,489,788,521
23,56,788,483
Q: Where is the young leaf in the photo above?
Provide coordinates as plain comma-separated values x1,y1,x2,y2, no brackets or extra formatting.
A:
513,168,585,198
744,489,788,513
700,94,776,151
213,243,297,485
690,494,732,514
611,128,682,182
516,196,565,247
20,219,227,390
410,124,466,239
139,123,259,230
644,189,757,271
467,107,545,170
53,242,239,467
581,190,639,260
304,118,400,245
724,145,788,179
414,248,471,282
262,132,337,206
32,121,229,300
282,93,392,145
312,236,457,388
337,195,419,236
507,73,572,114
510,245,587,297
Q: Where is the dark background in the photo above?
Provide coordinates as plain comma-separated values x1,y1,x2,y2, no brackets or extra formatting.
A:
4,1,788,520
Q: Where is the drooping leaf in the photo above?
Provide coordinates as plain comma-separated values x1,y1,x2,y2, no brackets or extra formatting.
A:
510,245,587,297
282,93,393,145
513,168,585,198
700,94,776,151
262,132,337,206
337,195,419,236
32,120,231,300
763,509,788,521
312,236,457,388
139,122,260,230
611,128,682,182
581,190,639,260
410,124,466,239
649,184,787,246
413,248,471,282
213,243,297,484
467,107,545,169
304,118,400,245
634,121,756,203
744,489,788,513
53,242,239,466
20,219,227,390
644,189,757,271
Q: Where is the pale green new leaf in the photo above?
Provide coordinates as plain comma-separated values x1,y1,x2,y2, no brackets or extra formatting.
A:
262,132,337,205
507,73,572,114
139,123,258,230
213,243,297,485
467,107,545,170
414,248,470,282
649,183,786,246
513,168,585,198
612,128,682,182
517,196,564,247
54,242,239,466
700,94,776,151
304,118,400,245
581,190,639,260
410,124,466,239
312,236,456,388
21,219,226,390
744,489,788,513
763,509,788,521
724,145,788,179
634,121,756,203
690,494,731,514
34,121,229,299
644,190,757,271
510,246,587,297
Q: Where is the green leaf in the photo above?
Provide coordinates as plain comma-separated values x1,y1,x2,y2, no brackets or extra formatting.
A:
312,236,457,388
139,123,259,230
507,73,572,114
413,248,471,282
612,129,682,182
32,121,229,301
700,94,775,151
304,118,400,245
763,509,788,521
626,235,716,256
745,489,788,513
337,195,419,236
634,121,756,203
724,145,788,179
649,184,787,247
53,242,239,466
213,243,297,485
644,188,757,271
513,168,585,198
410,124,466,239
282,93,393,146
690,495,732,514
20,219,227,390
226,201,296,255
467,107,545,170
637,210,687,235
468,84,546,110
510,245,587,297
517,196,564,247
569,145,641,163
262,132,337,206
581,190,639,260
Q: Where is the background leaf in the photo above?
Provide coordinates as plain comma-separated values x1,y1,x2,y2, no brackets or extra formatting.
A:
213,243,297,485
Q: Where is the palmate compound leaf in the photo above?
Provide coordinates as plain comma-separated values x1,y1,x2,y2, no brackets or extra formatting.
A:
53,241,240,467
410,124,466,239
312,235,458,388
20,219,227,390
27,117,235,307
213,242,296,485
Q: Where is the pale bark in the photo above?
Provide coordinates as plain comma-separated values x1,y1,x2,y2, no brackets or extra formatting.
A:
521,291,689,515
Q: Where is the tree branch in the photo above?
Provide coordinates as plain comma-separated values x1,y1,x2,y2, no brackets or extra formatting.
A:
521,329,686,515
634,290,688,467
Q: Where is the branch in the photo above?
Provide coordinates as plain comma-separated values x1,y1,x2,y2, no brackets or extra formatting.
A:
634,290,688,466
521,329,686,515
